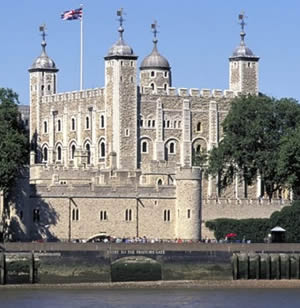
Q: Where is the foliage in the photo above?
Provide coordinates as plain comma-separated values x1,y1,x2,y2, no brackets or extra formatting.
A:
205,218,270,243
206,201,300,243
0,88,28,195
207,95,300,199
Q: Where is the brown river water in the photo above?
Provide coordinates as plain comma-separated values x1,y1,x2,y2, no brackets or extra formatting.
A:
0,287,300,307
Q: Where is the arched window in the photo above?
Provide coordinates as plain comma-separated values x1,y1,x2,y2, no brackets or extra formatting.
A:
150,83,155,90
86,116,90,129
164,209,170,222
43,121,48,133
151,71,155,77
100,141,105,158
125,209,132,221
196,122,202,132
164,83,167,91
71,144,76,160
141,140,148,153
71,118,76,131
43,147,48,162
86,143,91,164
48,85,51,91
169,142,175,154
100,115,105,128
57,145,62,161
164,71,168,78
57,119,61,132
157,179,163,186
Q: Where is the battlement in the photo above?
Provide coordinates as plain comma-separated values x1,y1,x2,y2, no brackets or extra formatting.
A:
41,87,105,104
175,167,201,180
140,86,236,99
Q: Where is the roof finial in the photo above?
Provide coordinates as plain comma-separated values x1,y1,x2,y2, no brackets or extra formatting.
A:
238,11,247,45
117,8,125,39
151,20,159,48
39,23,47,52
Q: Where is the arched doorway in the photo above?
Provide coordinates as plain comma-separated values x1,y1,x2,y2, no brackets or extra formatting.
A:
111,256,162,282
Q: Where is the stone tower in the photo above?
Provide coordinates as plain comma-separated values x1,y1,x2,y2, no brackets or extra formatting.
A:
104,9,138,169
28,25,58,165
175,167,202,240
140,21,171,92
229,13,259,95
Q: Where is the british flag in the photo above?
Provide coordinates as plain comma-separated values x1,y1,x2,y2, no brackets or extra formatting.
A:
61,7,83,20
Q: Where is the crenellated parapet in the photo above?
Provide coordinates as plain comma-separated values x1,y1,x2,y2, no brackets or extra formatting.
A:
140,86,236,98
41,87,105,104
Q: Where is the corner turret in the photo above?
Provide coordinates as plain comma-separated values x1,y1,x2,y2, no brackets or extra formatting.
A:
140,21,171,92
229,13,259,95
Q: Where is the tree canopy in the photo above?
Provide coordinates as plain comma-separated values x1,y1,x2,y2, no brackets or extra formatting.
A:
207,94,300,199
0,88,28,195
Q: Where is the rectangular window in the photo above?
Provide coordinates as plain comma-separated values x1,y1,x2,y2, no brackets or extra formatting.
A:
187,209,191,219
33,209,40,223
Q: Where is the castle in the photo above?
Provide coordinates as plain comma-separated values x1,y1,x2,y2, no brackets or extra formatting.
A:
10,11,289,242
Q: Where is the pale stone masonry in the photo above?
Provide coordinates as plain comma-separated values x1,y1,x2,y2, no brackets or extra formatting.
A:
12,14,289,242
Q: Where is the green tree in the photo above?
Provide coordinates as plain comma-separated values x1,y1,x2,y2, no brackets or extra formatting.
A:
207,95,300,199
0,88,28,196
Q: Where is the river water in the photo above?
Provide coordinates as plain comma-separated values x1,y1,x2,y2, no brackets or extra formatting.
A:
1,288,300,308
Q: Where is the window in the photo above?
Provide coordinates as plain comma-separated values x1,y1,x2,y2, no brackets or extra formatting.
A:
141,140,148,153
131,76,134,83
164,209,170,221
71,118,76,131
157,179,163,186
33,209,40,223
130,61,134,67
178,121,182,129
125,209,132,221
71,144,76,160
196,122,202,132
86,116,90,129
169,142,175,154
57,119,61,132
43,147,48,162
100,211,107,221
167,120,170,128
164,83,167,91
100,115,105,128
72,209,79,221
140,119,143,127
86,143,91,164
151,71,155,77
187,209,191,219
152,120,155,128
164,71,168,78
148,120,151,127
150,83,155,90
100,141,105,158
174,121,177,128
125,129,130,136
43,121,48,133
196,144,201,155
57,145,62,161
48,85,51,91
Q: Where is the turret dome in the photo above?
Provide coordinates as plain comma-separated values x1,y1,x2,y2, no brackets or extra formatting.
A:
140,42,170,70
29,28,58,72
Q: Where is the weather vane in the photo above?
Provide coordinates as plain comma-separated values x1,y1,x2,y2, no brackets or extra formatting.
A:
151,20,159,39
117,8,124,27
238,11,247,32
39,24,46,40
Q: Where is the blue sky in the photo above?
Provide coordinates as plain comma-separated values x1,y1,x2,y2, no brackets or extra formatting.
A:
2,1,300,104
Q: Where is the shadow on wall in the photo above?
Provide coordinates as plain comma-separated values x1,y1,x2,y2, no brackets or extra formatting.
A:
7,167,59,242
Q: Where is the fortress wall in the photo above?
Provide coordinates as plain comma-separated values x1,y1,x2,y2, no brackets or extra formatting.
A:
202,199,289,239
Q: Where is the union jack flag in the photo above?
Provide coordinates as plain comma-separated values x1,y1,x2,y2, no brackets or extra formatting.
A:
61,7,83,20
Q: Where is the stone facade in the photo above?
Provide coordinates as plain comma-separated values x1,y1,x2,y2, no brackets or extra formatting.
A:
10,15,290,242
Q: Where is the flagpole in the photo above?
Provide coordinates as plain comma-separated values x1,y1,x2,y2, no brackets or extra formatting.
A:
80,4,83,91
